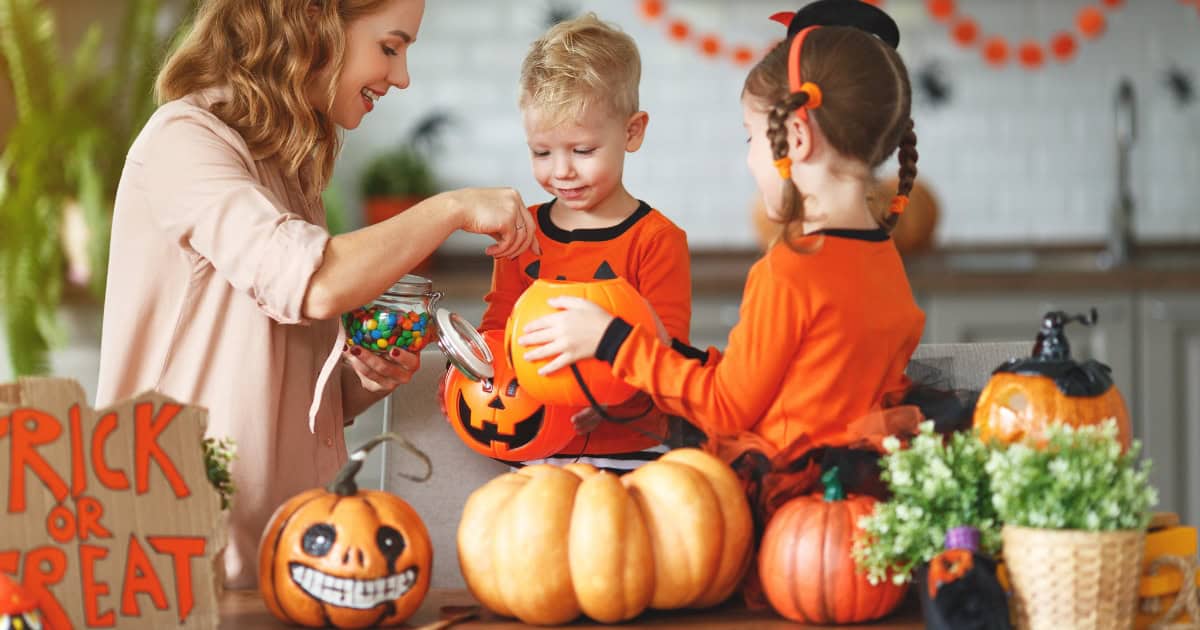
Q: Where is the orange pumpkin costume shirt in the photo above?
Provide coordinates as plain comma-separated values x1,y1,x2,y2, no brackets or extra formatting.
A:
598,228,924,452
480,199,692,455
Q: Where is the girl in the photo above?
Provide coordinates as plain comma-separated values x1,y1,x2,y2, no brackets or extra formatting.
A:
97,0,536,587
517,4,925,469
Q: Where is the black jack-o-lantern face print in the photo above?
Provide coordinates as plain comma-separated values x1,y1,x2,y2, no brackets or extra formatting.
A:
523,259,620,281
443,331,577,461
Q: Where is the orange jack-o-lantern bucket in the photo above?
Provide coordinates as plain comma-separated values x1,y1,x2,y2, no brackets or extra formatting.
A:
443,331,579,461
505,278,656,408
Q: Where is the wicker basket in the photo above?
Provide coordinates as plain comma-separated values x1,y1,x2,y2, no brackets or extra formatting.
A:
1003,525,1146,630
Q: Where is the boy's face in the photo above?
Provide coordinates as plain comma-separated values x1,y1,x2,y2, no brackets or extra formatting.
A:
523,102,647,213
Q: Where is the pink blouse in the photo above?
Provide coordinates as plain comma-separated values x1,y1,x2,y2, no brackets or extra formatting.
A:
97,88,353,588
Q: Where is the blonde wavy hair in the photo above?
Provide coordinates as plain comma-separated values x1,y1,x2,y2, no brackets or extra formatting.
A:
156,0,392,197
519,12,641,127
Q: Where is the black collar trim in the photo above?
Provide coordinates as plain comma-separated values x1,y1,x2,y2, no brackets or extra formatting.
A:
537,199,653,243
813,227,890,242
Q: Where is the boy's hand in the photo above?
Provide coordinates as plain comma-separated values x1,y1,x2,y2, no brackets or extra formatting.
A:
343,345,420,393
517,296,614,376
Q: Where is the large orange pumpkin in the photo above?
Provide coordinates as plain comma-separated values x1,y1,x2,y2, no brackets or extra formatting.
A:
759,468,908,624
974,309,1132,449
259,435,433,628
457,449,753,625
443,330,579,461
505,278,657,408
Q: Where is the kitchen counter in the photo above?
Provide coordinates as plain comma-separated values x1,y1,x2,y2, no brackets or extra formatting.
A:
427,243,1200,296
219,588,924,629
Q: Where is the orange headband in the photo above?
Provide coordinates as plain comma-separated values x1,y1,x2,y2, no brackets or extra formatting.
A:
788,26,823,121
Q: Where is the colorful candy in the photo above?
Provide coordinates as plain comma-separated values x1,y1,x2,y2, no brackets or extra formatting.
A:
341,306,436,354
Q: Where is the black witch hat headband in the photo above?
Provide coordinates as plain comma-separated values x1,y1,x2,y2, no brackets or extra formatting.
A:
766,0,902,180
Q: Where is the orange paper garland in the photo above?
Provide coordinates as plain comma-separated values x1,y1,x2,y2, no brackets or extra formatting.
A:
923,0,1124,70
637,0,774,66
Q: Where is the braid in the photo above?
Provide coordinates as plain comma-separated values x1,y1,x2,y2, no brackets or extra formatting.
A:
766,92,816,250
883,119,918,232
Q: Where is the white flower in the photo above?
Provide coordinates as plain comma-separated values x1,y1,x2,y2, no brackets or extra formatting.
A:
883,436,901,452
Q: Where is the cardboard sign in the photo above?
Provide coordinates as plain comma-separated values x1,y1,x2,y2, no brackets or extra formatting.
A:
0,378,223,629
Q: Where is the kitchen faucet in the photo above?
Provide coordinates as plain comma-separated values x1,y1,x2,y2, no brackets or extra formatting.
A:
1099,78,1136,269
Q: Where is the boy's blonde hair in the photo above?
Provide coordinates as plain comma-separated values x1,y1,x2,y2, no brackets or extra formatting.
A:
519,13,641,126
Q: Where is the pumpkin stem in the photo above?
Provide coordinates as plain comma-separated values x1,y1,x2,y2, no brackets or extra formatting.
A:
329,433,432,496
1032,308,1097,361
821,466,845,502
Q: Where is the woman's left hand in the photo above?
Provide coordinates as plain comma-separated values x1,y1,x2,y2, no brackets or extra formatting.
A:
343,345,420,393
518,296,614,375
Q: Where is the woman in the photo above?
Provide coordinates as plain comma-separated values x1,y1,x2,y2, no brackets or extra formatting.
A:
96,0,535,587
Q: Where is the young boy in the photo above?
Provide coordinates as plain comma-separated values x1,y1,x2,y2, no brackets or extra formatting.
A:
479,13,693,473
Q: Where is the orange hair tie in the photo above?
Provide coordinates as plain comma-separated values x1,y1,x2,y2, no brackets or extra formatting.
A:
797,82,823,111
774,157,793,180
889,194,909,215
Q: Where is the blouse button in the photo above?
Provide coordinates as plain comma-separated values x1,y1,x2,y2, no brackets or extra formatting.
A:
325,437,334,447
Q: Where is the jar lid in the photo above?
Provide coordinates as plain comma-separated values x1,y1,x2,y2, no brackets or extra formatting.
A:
435,309,494,381
385,274,434,296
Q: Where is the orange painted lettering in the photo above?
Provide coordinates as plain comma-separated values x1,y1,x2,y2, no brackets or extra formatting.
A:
77,495,112,541
80,544,116,627
70,404,88,497
92,412,129,490
148,536,205,623
121,536,168,616
45,504,76,543
24,546,71,630
134,402,189,497
6,409,68,513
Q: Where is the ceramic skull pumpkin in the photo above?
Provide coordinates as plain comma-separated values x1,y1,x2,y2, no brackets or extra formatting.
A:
0,573,44,630
974,309,1132,449
259,435,433,628
444,330,578,461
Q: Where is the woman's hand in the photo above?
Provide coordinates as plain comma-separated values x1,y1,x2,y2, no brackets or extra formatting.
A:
518,296,614,376
442,188,540,259
342,345,420,393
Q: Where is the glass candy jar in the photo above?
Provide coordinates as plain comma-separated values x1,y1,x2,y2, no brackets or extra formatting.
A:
342,274,494,380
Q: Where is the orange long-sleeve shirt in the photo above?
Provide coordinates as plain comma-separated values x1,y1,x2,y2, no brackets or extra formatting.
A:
480,200,692,455
601,228,925,452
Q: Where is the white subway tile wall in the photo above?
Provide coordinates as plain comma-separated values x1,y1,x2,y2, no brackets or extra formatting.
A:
334,0,1200,250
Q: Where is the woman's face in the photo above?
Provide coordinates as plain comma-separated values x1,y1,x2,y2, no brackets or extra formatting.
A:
321,0,426,130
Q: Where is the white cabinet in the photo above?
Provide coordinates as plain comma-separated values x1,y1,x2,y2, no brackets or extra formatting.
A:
1139,293,1200,526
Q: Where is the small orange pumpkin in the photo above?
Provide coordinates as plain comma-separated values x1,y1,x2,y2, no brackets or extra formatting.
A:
974,309,1132,449
505,278,657,407
758,467,908,624
259,435,433,628
444,330,579,461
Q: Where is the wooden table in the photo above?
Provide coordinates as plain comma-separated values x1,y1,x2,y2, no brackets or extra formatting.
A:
219,588,924,629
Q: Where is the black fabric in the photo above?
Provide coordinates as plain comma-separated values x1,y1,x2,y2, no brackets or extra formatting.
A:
783,0,900,48
536,199,653,243
917,555,1012,630
670,338,709,364
595,317,633,364
814,226,890,242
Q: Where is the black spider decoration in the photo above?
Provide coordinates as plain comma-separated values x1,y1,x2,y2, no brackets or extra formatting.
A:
915,61,952,107
545,2,579,28
1164,65,1194,107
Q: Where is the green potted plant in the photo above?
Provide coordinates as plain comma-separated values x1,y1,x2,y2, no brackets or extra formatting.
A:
853,421,1003,586
988,420,1155,630
0,0,198,375
359,112,452,274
